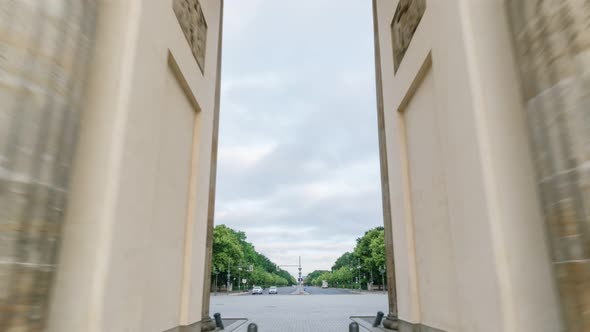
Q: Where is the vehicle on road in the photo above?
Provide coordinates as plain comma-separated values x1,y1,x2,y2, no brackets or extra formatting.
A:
268,286,278,294
251,286,263,295
321,280,328,288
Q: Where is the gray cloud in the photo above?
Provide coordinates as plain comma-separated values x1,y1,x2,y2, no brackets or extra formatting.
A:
215,0,382,277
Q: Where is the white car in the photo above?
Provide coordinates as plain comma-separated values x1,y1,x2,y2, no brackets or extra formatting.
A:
268,286,278,294
251,286,263,295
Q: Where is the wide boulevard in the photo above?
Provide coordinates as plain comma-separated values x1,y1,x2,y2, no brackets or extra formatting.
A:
210,286,388,331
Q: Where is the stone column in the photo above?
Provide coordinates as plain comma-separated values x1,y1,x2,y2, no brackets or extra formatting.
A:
0,1,95,331
507,1,590,331
200,1,224,331
372,0,399,329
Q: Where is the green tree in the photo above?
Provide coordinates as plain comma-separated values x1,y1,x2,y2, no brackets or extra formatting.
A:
331,266,354,288
211,224,297,290
331,252,355,271
304,270,329,285
212,225,244,287
369,231,385,271
353,226,385,288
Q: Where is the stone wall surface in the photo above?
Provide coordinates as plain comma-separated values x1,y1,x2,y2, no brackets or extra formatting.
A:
45,1,223,331
376,0,564,330
0,1,95,331
508,1,590,331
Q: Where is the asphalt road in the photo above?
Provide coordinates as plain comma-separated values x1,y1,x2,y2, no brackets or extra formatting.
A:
303,286,356,295
211,292,387,331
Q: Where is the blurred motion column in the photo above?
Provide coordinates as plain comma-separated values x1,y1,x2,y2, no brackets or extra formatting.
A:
508,1,590,331
0,1,95,331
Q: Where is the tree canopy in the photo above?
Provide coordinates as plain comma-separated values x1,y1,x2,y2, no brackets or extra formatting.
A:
331,251,355,271
212,225,386,290
211,225,296,290
304,226,386,289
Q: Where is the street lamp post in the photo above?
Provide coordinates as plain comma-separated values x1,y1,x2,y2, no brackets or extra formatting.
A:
298,256,302,286
379,266,385,292
213,267,219,296
357,259,361,290
275,256,304,286
226,260,231,294
238,264,242,291
247,264,253,290
349,266,354,290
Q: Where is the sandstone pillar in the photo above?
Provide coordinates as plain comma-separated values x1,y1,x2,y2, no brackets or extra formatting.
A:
372,0,399,329
507,1,590,330
0,1,95,331
199,0,224,329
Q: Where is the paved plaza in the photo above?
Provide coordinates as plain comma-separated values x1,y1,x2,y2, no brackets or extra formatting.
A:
210,287,388,331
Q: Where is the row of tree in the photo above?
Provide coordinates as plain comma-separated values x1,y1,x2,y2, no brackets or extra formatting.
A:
304,226,386,290
211,225,296,290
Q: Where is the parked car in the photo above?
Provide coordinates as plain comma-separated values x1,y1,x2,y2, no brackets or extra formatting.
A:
268,286,278,294
251,286,263,295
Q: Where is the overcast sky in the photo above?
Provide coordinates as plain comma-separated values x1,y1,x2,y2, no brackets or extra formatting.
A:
215,0,382,278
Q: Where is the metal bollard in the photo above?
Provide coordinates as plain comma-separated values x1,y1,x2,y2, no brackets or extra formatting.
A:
247,323,258,332
373,311,384,327
214,312,224,330
349,322,359,332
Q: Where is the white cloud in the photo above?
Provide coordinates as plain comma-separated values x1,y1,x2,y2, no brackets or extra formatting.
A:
222,71,291,94
280,158,381,201
301,160,327,173
218,142,278,168
223,0,266,34
338,70,376,95
216,197,289,222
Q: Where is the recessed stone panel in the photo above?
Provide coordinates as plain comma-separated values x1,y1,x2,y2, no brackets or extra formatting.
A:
173,0,208,73
391,0,426,73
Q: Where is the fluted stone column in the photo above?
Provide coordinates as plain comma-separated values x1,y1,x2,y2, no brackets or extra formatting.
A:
0,1,95,331
507,1,590,331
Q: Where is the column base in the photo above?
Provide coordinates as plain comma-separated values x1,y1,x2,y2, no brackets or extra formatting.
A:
200,317,217,331
382,313,399,330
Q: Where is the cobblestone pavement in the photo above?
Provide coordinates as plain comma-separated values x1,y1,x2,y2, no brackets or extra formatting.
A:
210,292,387,331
